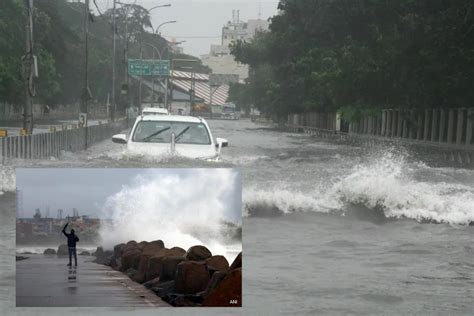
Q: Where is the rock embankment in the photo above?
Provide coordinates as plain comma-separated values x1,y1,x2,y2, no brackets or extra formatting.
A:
94,240,242,307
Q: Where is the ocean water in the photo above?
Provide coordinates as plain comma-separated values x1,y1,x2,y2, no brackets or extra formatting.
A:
1,119,473,315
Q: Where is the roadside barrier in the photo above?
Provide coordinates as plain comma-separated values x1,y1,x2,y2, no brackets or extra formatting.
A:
0,118,132,162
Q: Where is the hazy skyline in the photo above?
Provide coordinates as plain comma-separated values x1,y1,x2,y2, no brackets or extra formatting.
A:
95,0,280,56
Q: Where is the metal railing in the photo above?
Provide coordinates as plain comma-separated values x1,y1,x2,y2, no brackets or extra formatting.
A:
288,108,474,147
349,108,474,147
0,119,131,162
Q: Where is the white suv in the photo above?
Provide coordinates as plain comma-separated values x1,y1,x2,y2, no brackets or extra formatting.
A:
112,115,228,161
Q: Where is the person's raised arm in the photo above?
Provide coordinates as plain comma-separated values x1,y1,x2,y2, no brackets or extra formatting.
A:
62,223,68,236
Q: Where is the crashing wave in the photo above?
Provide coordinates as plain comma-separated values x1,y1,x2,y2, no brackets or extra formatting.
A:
244,151,474,225
99,169,242,261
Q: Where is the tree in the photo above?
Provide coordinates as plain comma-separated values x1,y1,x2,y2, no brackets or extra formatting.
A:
230,0,474,120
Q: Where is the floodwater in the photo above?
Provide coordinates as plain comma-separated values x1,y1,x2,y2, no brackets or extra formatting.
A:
1,119,473,315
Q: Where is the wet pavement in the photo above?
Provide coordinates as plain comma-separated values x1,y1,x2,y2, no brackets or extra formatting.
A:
16,254,169,307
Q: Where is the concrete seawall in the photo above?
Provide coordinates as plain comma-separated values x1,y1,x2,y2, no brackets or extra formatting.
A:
16,254,169,307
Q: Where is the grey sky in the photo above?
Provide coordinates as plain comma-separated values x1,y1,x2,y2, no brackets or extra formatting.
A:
96,0,280,56
16,168,241,221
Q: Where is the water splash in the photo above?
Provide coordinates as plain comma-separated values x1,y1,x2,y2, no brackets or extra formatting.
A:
0,166,15,195
329,150,474,225
244,149,474,225
99,169,242,260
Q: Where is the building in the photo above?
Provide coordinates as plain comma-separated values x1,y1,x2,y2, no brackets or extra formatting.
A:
201,10,269,81
221,10,269,47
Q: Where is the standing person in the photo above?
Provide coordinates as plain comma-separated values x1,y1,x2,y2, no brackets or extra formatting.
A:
62,223,79,266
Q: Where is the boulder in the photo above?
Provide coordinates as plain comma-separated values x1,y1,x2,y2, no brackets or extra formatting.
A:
43,248,56,255
141,240,165,256
199,271,227,298
121,247,142,271
185,245,212,261
96,250,114,266
150,280,175,297
132,254,153,283
57,244,68,256
143,277,162,289
144,248,174,281
206,255,229,273
113,243,125,259
112,256,122,270
137,241,148,250
158,256,186,282
175,261,210,294
125,268,138,278
79,251,90,256
94,246,104,257
202,268,242,307
169,247,186,256
122,240,138,253
229,252,242,271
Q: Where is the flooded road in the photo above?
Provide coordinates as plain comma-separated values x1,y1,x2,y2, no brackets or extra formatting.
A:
1,119,474,314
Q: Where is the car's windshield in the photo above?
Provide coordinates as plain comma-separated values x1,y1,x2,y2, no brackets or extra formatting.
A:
132,121,211,145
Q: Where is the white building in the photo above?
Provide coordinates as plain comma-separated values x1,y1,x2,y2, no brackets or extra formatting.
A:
201,10,269,81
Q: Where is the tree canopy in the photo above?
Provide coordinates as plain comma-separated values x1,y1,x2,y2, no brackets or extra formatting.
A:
230,0,474,120
0,0,209,111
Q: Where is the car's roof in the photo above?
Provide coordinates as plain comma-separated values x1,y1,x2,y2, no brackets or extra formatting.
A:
142,107,168,113
137,115,206,124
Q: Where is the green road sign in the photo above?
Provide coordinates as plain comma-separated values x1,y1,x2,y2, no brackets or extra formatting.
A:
128,59,170,76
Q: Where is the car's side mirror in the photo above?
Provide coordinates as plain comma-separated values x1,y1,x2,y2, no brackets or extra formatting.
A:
112,134,127,144
216,137,229,148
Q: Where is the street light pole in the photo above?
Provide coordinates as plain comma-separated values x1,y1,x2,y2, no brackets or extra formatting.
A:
138,46,143,112
111,0,116,121
80,0,91,149
141,43,162,108
136,4,171,110
23,0,35,134
154,21,176,110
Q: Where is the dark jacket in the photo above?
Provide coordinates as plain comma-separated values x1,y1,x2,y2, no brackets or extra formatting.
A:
62,226,79,247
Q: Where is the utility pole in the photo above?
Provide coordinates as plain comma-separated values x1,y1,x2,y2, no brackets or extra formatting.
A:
138,45,143,112
80,0,91,149
23,0,35,134
111,0,117,121
124,6,129,111
169,59,174,112
151,49,155,107
190,71,195,115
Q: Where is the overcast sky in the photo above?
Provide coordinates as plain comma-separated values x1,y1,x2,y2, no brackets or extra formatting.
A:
96,0,280,56
16,168,241,221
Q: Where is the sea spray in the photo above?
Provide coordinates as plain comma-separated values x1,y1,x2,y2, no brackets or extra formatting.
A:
0,166,16,195
243,185,337,217
329,150,474,225
99,169,242,260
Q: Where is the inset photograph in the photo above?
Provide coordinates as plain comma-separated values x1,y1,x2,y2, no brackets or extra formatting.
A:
16,168,242,307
